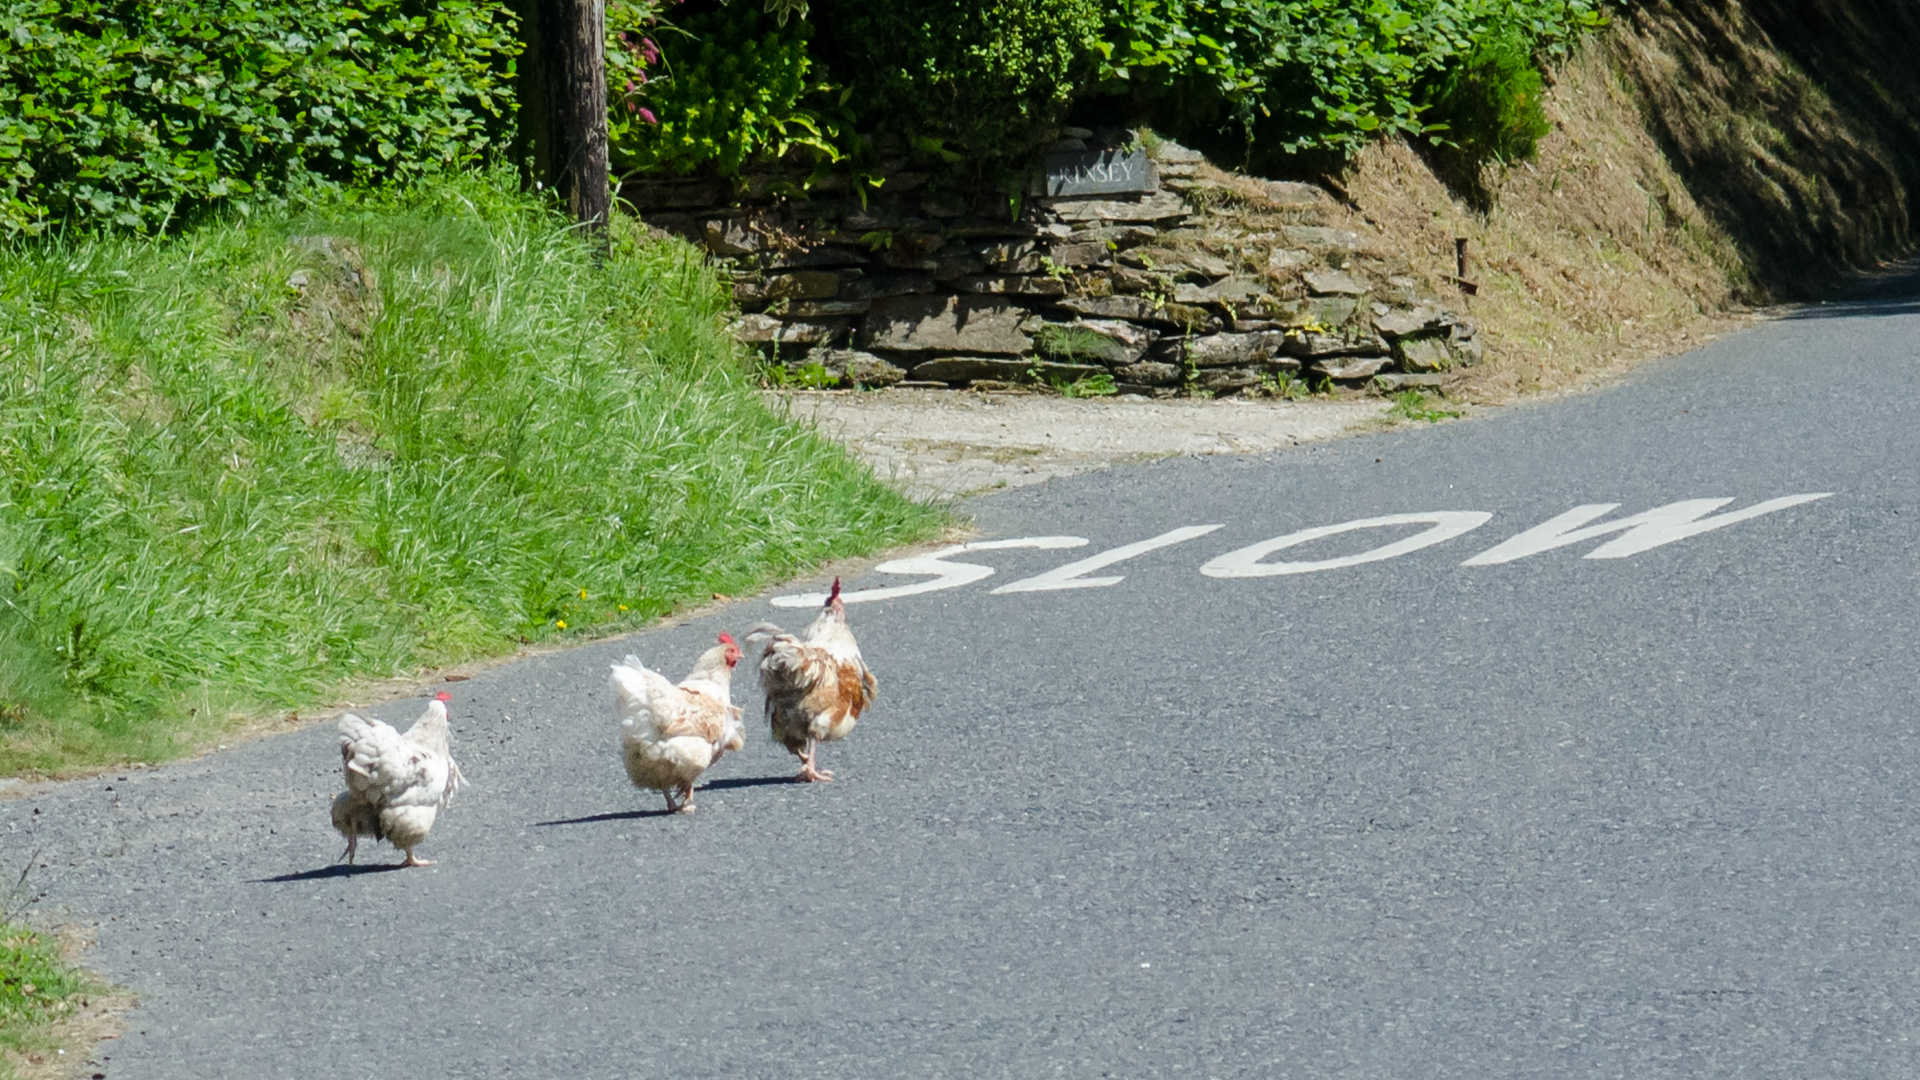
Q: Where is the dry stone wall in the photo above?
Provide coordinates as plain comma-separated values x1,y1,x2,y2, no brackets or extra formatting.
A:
626,130,1482,396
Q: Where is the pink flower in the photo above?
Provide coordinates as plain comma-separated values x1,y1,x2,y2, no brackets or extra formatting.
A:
638,107,659,125
640,38,659,65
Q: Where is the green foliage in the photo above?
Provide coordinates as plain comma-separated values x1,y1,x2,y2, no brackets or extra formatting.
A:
1097,0,1605,165
0,0,519,235
762,359,840,389
1054,372,1118,397
1263,370,1312,399
605,0,667,124
0,922,97,1065
1384,388,1462,421
0,170,941,772
810,0,1103,161
609,3,847,176
1426,32,1552,165
1032,323,1115,362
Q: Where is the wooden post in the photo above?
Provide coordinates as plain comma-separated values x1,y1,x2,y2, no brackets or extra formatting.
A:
516,0,610,232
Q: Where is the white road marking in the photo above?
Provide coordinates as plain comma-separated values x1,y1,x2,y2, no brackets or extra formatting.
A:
768,493,1836,605
769,536,1089,607
1200,512,1494,578
991,525,1226,594
1461,494,1834,565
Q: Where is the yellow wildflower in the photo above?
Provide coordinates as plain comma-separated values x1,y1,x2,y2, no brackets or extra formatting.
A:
556,620,567,630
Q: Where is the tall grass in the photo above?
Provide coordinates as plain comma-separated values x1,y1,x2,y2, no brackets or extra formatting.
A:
0,171,942,773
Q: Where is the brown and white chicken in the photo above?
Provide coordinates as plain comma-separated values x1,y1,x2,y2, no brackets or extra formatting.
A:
611,633,746,813
333,691,467,867
747,578,877,783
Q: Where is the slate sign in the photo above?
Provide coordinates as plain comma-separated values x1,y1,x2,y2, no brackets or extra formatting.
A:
1042,148,1158,197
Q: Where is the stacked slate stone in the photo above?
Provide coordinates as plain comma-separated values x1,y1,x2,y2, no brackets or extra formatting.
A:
626,130,1481,395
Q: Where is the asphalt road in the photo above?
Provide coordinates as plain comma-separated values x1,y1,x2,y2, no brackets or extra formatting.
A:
9,278,1919,1078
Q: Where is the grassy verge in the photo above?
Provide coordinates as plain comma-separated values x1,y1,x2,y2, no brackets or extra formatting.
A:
0,169,944,774
0,921,108,1079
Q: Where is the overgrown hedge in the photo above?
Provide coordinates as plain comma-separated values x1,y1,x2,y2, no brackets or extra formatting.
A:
0,0,1610,233
0,0,518,234
809,0,1103,160
608,1,845,177
1097,0,1606,172
615,0,1604,177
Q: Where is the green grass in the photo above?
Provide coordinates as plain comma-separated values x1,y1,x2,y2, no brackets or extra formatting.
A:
0,169,943,774
0,920,101,1077
1384,389,1463,423
1051,372,1118,398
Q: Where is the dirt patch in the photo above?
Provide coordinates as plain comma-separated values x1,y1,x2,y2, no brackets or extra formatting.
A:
772,388,1388,500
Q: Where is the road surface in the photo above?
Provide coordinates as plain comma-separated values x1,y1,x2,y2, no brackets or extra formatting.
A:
9,279,1918,1077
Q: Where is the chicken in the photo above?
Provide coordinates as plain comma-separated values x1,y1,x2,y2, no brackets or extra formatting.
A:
747,577,877,783
334,691,467,867
611,633,746,813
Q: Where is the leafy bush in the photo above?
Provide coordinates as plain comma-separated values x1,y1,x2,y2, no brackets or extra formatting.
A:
808,0,1103,161
0,0,519,235
1096,0,1604,168
608,0,1603,175
1426,32,1553,165
609,1,847,176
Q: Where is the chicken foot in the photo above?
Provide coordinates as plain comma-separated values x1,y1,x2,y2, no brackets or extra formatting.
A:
338,834,358,865
400,850,435,867
795,739,835,783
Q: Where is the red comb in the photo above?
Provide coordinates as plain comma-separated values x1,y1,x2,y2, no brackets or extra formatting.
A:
718,631,736,646
828,577,842,602
434,691,451,702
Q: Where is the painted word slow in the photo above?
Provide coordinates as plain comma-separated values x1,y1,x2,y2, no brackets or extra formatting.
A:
769,494,1831,608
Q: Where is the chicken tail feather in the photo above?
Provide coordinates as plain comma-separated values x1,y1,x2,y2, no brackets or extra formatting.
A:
744,623,790,646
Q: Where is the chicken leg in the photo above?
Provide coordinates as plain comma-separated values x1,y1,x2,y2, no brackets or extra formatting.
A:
796,739,834,783
339,834,358,865
400,850,435,867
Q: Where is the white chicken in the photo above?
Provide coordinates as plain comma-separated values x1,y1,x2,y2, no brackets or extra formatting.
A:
333,691,467,867
747,578,877,783
611,632,745,813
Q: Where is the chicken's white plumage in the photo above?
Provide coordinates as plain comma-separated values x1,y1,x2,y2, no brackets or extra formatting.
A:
613,634,744,813
333,695,465,866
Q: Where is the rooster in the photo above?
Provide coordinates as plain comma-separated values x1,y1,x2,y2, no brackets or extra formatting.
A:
334,691,467,867
611,633,746,813
747,578,877,783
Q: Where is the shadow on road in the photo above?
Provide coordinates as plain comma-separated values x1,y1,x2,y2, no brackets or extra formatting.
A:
252,863,410,884
1782,259,1920,320
532,808,675,826
699,774,798,792
532,776,797,826
1782,296,1920,320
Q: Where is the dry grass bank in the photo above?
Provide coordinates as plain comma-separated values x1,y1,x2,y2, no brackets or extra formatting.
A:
1323,7,1916,404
